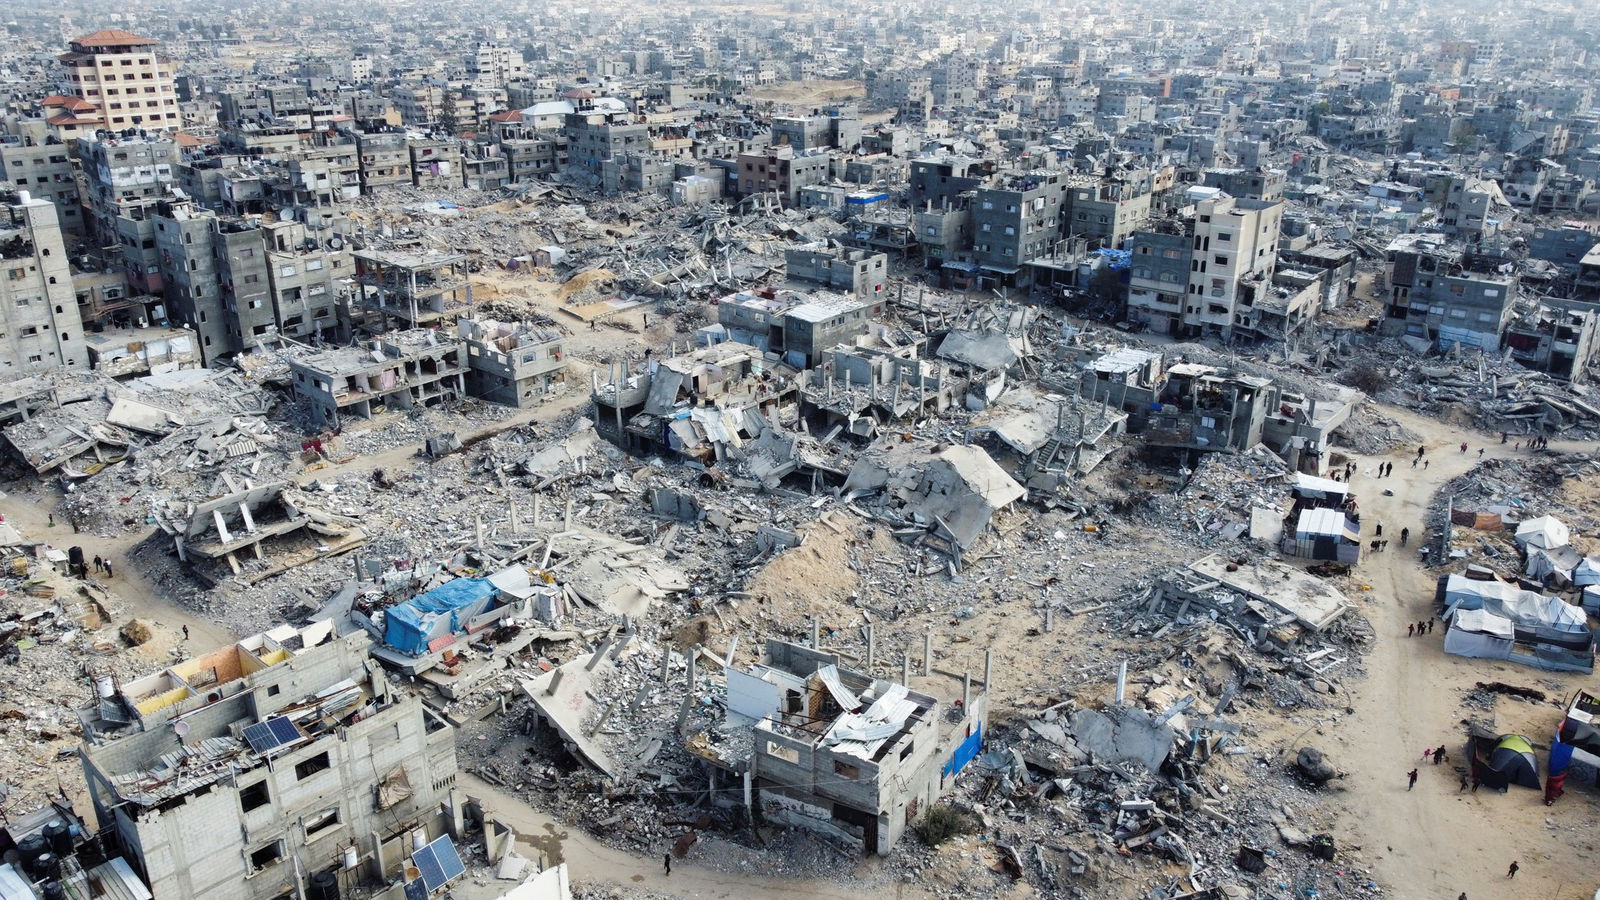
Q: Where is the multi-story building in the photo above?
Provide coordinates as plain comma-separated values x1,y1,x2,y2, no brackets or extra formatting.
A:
564,102,649,179
1381,234,1518,351
78,135,178,293
0,140,84,236
459,318,566,405
736,146,831,205
354,131,410,194
57,30,181,132
290,330,467,428
78,625,460,900
0,195,89,372
1064,173,1155,250
1125,192,1285,340
467,42,525,87
784,245,888,298
971,170,1069,280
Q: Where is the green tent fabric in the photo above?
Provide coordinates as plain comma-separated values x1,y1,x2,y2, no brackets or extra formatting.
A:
1482,734,1541,790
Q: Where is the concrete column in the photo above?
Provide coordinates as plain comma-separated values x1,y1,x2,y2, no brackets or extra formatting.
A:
564,497,573,531
661,648,671,684
983,649,992,689
1045,606,1054,632
902,653,910,685
687,644,699,694
923,631,932,675
962,671,971,711
866,624,875,672
1116,660,1128,705
544,670,564,696
811,617,821,648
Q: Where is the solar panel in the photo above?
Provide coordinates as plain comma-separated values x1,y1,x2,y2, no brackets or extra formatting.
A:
413,835,464,892
241,720,281,755
402,878,427,900
268,717,300,745
242,717,300,755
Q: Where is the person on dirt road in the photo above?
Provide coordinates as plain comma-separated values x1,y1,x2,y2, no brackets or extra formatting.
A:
1400,527,1409,546
1507,861,1519,879
664,853,672,876
1460,442,1468,453
1407,768,1419,790
1418,445,1425,458
1408,623,1415,637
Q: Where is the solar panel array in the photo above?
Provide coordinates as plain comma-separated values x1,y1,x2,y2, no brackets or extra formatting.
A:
412,835,465,892
241,716,301,755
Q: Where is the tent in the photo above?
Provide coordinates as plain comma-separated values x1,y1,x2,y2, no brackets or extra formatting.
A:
1515,515,1571,551
1477,734,1541,790
1289,507,1362,563
1525,544,1583,583
1438,574,1593,673
1574,556,1600,587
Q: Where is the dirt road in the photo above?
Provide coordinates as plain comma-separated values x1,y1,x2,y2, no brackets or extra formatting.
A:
1333,408,1600,900
457,773,908,899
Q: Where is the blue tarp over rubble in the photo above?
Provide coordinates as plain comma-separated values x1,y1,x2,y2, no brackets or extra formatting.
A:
383,577,499,656
1094,248,1132,270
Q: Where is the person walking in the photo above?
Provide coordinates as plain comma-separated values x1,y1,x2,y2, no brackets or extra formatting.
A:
103,560,112,578
92,555,102,574
1400,527,1410,546
1501,432,1508,444
1427,618,1435,634
1408,768,1419,790
664,853,672,876
1424,459,1430,469
1460,442,1468,453
1436,745,1448,764
1459,772,1469,792
1412,456,1419,468
1478,448,1484,459
1381,539,1389,551
1376,520,1384,537
182,625,190,641
1423,748,1433,762
1408,623,1416,637
1507,861,1518,879
1418,445,1426,458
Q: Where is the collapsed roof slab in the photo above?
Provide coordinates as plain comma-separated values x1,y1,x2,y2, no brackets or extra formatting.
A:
1188,553,1351,633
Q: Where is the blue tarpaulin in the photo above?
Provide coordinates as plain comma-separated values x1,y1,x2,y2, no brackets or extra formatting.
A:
383,578,499,656
942,722,983,780
1094,248,1132,271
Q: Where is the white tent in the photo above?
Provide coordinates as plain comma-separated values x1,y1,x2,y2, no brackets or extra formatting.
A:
1443,607,1517,661
1526,545,1583,583
1515,515,1571,551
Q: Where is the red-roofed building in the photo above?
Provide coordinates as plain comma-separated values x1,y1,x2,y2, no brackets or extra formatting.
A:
58,29,180,132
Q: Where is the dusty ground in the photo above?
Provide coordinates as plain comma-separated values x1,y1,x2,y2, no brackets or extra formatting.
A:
1327,408,1600,900
741,79,866,108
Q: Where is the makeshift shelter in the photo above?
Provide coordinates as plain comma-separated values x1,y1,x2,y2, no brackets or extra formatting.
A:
1573,556,1600,587
382,577,499,656
1550,691,1600,795
1474,733,1541,790
1290,473,1352,509
1515,515,1571,551
1525,544,1583,584
1438,574,1593,673
1287,507,1361,564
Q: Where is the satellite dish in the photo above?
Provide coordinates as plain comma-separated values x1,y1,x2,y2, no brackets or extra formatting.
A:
173,721,191,739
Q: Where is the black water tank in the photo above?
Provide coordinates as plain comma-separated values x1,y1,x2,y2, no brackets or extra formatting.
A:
17,835,48,876
41,881,66,900
33,851,60,880
67,546,86,578
307,870,340,900
43,821,71,856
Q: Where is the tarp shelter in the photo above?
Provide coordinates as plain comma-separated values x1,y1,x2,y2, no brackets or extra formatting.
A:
1525,544,1583,583
1550,691,1600,787
1515,515,1571,551
1438,574,1593,673
1289,507,1361,564
1474,733,1541,790
383,577,499,656
1574,556,1600,587
1290,473,1351,507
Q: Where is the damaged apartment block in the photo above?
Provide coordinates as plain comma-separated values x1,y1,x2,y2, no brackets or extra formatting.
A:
691,639,989,856
77,625,462,900
289,330,466,429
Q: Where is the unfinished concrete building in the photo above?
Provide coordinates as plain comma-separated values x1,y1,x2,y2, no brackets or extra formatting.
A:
78,626,461,900
459,317,567,405
83,326,198,378
692,639,988,855
290,331,467,429
715,289,877,368
348,249,471,332
1504,301,1600,382
0,194,89,372
798,340,960,440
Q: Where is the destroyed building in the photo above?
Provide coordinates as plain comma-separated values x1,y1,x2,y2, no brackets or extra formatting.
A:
714,289,877,368
78,626,461,900
346,249,471,332
1381,234,1518,351
0,193,89,372
289,331,467,429
459,317,568,406
591,341,797,461
693,639,988,856
1146,363,1271,454
783,244,888,298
